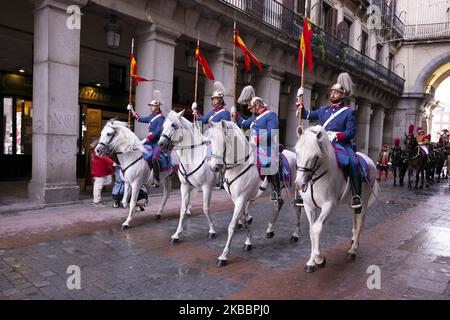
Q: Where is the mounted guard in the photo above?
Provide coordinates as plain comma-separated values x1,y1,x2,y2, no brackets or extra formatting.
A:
192,81,231,126
296,73,363,210
132,90,165,187
231,85,283,206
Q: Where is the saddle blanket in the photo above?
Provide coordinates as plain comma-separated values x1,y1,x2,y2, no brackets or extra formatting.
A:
143,145,179,173
333,144,370,182
256,148,292,188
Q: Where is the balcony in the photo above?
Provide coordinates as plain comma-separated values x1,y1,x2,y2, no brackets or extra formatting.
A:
371,0,404,41
404,22,450,41
218,0,405,94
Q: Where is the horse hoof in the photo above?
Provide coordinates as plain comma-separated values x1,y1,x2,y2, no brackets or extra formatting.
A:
247,217,253,225
317,257,326,269
138,206,145,212
170,238,179,244
348,253,356,261
216,259,228,267
156,214,161,220
237,223,244,230
290,236,299,243
243,244,252,251
304,265,316,273
207,232,216,239
266,231,275,239
121,225,129,231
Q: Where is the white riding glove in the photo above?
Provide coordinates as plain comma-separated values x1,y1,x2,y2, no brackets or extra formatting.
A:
127,103,133,111
230,106,237,114
297,87,304,98
191,101,198,111
326,131,337,142
140,138,148,144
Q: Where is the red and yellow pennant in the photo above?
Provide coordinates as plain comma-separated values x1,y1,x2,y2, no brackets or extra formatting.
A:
130,53,149,86
195,45,215,81
234,28,262,72
298,17,314,74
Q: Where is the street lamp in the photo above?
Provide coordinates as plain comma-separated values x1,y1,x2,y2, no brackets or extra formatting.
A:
104,15,122,49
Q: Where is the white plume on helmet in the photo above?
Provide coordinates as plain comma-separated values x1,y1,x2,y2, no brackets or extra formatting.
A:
237,85,256,105
211,81,226,99
334,72,353,96
149,90,164,106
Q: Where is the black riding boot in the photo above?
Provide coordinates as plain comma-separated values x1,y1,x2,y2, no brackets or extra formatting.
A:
268,174,284,208
349,168,362,212
152,158,160,188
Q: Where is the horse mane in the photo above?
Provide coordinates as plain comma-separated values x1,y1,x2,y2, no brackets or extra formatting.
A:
295,125,335,165
106,120,146,153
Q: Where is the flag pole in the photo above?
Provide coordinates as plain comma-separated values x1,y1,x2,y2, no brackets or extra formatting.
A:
128,38,135,129
194,35,200,124
232,20,237,123
298,0,309,129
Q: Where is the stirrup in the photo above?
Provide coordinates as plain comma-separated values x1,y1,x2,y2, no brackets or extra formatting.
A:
351,195,362,209
270,191,280,202
294,196,304,207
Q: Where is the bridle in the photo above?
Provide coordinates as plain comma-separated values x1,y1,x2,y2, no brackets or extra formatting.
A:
297,157,328,191
210,128,251,170
98,126,118,153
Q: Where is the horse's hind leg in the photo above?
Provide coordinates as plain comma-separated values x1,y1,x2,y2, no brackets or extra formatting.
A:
348,205,367,259
156,175,171,217
266,203,282,239
122,182,140,229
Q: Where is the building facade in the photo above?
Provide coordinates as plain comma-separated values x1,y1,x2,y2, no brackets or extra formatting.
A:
1,0,410,204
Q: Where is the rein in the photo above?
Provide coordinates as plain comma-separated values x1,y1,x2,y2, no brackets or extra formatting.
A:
297,158,328,209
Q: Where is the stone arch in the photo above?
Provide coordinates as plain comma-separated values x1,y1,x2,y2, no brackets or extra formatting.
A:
413,51,450,93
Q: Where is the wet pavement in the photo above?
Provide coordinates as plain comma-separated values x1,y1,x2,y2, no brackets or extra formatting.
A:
0,179,449,300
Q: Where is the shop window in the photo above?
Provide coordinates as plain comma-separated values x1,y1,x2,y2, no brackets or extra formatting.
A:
3,97,13,155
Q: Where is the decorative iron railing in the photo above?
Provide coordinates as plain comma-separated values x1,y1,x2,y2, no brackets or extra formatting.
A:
218,0,405,94
404,22,450,40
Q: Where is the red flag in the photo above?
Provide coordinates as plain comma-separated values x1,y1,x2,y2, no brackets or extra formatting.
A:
298,17,314,74
130,53,149,86
234,28,262,72
195,45,215,81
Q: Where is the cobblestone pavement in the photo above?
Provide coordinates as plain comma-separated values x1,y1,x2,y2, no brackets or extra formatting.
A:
0,180,449,300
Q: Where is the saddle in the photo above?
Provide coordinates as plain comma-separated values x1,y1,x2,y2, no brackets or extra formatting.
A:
255,145,292,188
143,145,179,173
333,144,370,182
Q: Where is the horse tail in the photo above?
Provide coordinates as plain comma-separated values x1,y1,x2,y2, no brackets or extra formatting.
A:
368,179,380,207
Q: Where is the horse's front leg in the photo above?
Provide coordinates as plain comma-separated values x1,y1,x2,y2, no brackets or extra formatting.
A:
170,182,191,243
156,174,171,218
307,202,334,272
122,182,130,208
303,204,319,272
238,200,253,230
202,184,216,239
348,204,368,259
122,181,140,229
217,197,246,267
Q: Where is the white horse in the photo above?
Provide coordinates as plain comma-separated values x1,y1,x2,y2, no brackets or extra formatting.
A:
294,125,380,272
95,120,172,229
206,120,301,267
157,110,218,242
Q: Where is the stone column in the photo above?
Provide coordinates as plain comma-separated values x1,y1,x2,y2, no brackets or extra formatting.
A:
369,106,385,161
134,24,179,139
354,101,372,154
203,49,234,114
347,97,357,111
28,0,87,204
383,108,394,145
255,67,283,114
285,81,313,150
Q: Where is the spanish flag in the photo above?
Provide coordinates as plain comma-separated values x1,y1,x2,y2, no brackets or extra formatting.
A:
234,28,262,72
130,53,149,86
298,17,314,74
195,45,215,81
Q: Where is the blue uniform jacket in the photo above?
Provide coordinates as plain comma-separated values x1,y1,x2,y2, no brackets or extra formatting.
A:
197,106,231,125
136,112,165,143
236,110,279,171
301,103,356,146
